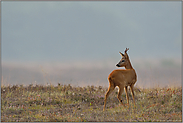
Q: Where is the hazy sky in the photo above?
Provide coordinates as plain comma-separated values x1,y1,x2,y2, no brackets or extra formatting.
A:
1,1,182,63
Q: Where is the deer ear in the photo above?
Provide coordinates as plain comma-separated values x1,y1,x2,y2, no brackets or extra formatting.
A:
119,52,125,56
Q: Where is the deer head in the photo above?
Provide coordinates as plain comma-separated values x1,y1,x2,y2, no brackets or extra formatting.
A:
116,48,132,68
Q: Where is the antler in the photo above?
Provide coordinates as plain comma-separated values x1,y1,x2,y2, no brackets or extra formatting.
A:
119,48,129,57
124,48,129,53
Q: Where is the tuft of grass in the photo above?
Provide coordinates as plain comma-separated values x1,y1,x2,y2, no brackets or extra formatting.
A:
1,84,182,122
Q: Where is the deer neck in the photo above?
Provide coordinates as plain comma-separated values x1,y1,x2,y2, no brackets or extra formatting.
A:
125,60,133,69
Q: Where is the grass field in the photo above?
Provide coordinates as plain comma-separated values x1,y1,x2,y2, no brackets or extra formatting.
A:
1,84,182,122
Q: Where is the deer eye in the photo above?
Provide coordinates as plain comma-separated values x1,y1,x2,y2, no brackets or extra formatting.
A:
121,60,125,62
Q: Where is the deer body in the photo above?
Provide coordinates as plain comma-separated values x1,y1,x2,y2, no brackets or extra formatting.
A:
103,48,137,111
108,69,136,87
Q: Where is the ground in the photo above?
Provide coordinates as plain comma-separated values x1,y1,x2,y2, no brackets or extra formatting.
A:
1,84,182,122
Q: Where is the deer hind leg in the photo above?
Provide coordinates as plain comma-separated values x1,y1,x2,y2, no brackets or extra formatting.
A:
103,83,115,111
117,85,125,106
124,86,129,106
130,85,135,105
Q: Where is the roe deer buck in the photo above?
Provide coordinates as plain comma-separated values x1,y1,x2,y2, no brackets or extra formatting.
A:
103,48,137,111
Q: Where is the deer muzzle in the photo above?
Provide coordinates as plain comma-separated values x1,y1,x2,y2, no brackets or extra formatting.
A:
116,64,120,67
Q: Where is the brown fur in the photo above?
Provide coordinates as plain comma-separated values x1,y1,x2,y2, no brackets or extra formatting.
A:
103,48,137,111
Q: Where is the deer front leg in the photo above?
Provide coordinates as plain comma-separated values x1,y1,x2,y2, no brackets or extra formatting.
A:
124,86,129,106
130,85,136,106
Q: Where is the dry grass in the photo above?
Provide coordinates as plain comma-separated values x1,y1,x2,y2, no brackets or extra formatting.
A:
1,84,182,122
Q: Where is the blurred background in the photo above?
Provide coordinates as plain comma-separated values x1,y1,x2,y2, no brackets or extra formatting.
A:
1,1,181,88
